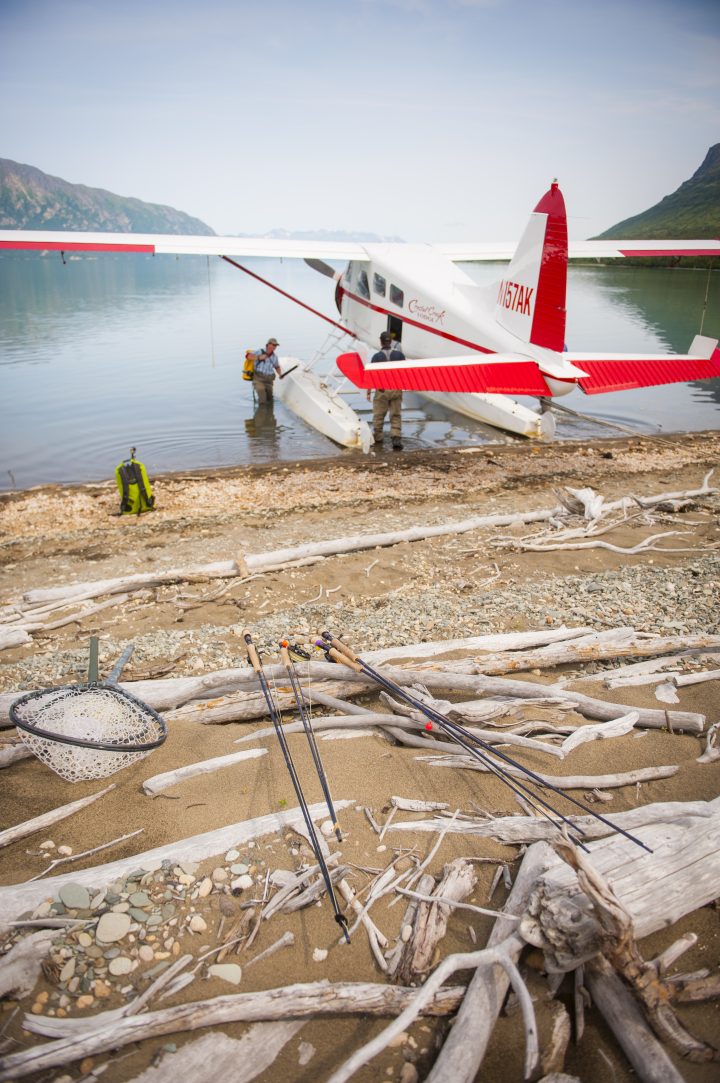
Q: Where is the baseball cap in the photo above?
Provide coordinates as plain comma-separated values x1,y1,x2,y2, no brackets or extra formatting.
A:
380,331,392,344
267,337,279,346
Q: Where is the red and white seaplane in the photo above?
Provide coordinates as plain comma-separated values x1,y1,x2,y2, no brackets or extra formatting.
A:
2,181,719,444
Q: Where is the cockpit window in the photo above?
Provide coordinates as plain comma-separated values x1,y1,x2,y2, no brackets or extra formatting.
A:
357,270,370,299
344,262,353,285
389,283,404,308
373,273,386,297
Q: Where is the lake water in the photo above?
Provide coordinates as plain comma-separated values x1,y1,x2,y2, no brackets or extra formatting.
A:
1,254,718,491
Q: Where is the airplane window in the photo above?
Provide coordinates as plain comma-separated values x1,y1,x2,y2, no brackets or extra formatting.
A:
390,284,404,307
357,270,370,299
344,262,353,284
373,273,386,296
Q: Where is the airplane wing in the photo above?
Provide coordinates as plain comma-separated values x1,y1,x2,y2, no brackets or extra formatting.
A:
433,239,720,261
0,229,368,261
3,229,718,263
568,336,720,394
338,335,720,397
336,351,554,395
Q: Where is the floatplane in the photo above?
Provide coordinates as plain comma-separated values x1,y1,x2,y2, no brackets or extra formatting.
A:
2,181,719,446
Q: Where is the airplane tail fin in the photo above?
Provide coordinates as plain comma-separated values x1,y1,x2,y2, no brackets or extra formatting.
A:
494,182,568,352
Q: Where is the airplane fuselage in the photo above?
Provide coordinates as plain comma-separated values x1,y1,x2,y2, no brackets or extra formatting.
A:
336,244,573,398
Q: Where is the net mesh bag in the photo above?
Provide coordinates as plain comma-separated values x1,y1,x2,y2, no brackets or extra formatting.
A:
11,683,167,782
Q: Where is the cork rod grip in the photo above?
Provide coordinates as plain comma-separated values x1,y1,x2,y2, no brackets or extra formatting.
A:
241,629,261,673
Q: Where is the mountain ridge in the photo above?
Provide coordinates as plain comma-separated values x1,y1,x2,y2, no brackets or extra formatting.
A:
596,144,720,240
0,159,215,235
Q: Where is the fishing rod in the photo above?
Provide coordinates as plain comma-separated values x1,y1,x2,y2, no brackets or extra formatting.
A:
279,640,343,842
318,630,651,854
313,637,592,849
241,630,350,942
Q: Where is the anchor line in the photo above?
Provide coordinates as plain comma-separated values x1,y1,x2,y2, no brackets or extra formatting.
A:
280,641,343,842
318,631,651,854
241,630,350,941
221,256,357,339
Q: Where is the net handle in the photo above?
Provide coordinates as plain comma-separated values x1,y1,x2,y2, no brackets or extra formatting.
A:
88,637,99,685
106,644,135,686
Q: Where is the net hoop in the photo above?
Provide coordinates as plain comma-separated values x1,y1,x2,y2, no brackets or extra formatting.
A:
10,684,167,753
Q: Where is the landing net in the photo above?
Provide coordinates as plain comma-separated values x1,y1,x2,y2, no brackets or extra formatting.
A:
11,684,167,782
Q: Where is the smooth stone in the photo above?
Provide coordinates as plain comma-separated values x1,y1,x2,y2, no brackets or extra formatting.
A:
108,956,133,976
231,875,253,893
59,959,75,983
103,948,121,959
90,891,107,911
230,863,249,876
188,915,207,933
138,945,154,962
312,948,328,962
96,912,131,944
197,878,213,898
225,849,240,862
129,908,149,923
146,915,163,927
128,891,150,906
76,932,93,948
208,963,242,985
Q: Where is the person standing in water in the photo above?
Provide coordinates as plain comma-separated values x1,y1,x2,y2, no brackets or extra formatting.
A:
251,338,283,404
368,331,404,449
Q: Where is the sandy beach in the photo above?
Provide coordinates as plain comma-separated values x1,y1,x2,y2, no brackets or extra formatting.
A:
1,431,719,1083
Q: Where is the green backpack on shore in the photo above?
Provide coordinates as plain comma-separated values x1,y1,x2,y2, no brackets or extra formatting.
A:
115,450,155,515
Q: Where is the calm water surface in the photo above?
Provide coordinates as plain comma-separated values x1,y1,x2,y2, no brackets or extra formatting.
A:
1,255,718,491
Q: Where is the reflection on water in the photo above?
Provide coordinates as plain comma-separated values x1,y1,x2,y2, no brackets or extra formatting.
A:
0,254,718,490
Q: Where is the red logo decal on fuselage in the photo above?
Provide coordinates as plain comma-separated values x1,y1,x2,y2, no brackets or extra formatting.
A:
408,299,446,324
497,280,534,317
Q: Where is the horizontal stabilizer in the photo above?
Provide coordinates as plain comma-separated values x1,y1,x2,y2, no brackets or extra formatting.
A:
336,352,552,395
570,341,720,395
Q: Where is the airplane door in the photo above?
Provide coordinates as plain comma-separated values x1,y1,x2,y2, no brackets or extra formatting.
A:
388,315,403,343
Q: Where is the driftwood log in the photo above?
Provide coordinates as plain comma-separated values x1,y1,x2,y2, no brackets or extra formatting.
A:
0,800,354,925
520,796,720,972
0,982,465,1081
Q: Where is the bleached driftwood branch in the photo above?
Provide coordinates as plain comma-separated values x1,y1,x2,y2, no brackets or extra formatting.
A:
0,800,354,924
0,783,116,849
386,800,713,846
142,748,267,795
0,982,465,1080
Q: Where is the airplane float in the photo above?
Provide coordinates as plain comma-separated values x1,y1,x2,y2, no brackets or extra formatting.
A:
2,181,719,447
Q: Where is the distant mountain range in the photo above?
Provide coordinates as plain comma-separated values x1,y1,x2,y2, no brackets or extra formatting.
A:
596,143,720,239
0,158,215,234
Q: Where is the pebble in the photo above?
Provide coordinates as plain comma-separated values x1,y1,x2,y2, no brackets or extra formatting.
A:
231,875,253,893
60,883,91,911
320,821,335,837
95,912,131,944
189,915,207,933
108,956,133,976
197,878,213,898
312,948,328,962
225,849,240,862
57,845,73,857
207,963,242,985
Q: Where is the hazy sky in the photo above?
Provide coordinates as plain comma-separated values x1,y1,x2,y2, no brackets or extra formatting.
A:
1,0,718,241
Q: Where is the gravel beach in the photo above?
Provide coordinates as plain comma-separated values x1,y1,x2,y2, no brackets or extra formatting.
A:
1,431,719,1083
